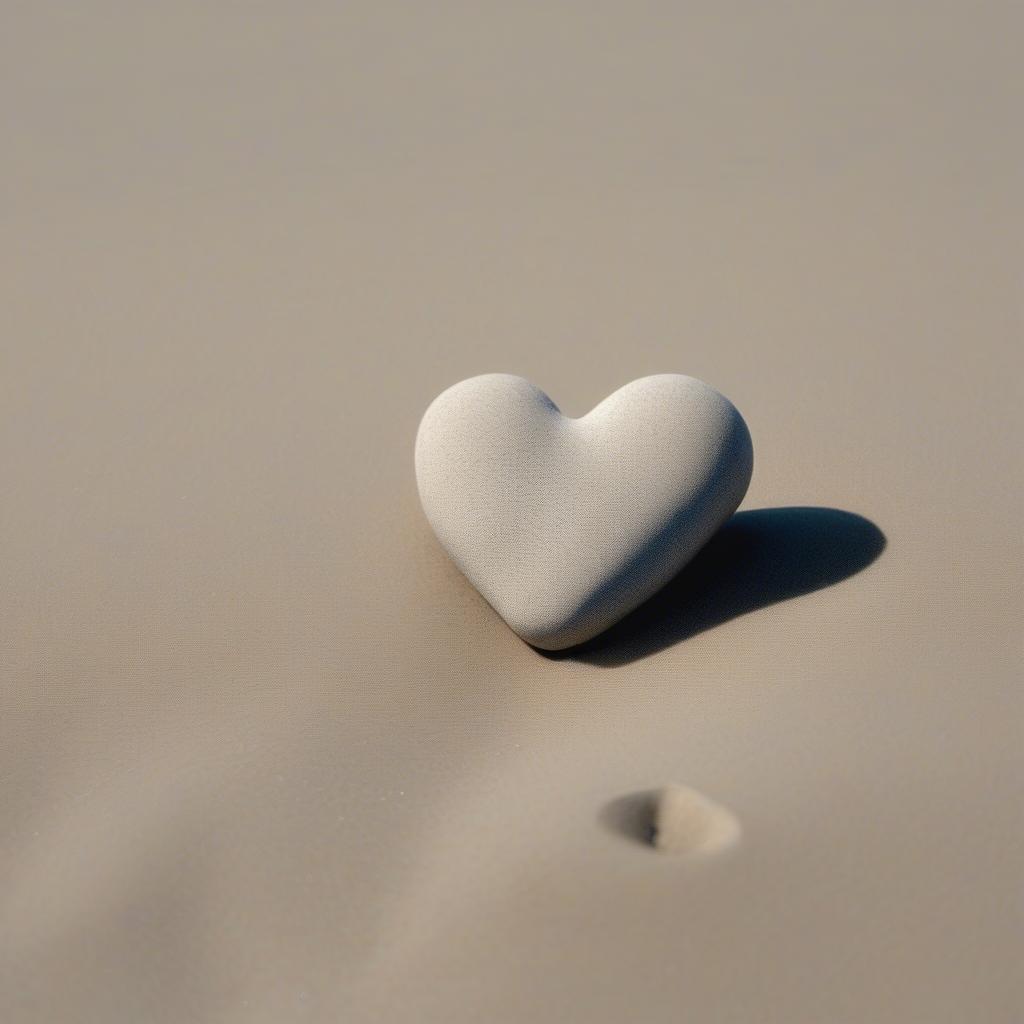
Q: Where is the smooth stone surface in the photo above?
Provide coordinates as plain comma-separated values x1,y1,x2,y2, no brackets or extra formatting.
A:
415,373,753,650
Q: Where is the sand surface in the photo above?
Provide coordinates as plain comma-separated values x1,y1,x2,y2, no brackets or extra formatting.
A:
2,4,1021,1022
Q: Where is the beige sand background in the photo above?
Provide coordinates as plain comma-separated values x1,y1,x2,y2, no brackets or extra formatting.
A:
2,3,1021,1021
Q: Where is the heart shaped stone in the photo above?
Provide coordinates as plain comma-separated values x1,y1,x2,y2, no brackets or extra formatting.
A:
415,374,753,651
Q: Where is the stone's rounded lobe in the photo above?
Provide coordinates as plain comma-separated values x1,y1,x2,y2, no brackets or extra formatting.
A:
415,373,753,650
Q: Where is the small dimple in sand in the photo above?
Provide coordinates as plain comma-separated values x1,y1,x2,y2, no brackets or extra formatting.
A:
601,785,741,855
651,785,741,855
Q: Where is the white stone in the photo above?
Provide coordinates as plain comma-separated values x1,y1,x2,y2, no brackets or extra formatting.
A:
415,374,753,650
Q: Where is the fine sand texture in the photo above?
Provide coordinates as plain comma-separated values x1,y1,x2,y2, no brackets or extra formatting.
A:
2,4,1021,1023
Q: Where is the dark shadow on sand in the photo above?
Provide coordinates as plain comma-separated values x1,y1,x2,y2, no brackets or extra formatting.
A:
543,507,886,668
599,790,659,849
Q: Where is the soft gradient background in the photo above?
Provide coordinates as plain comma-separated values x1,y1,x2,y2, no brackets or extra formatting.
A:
2,3,1021,1022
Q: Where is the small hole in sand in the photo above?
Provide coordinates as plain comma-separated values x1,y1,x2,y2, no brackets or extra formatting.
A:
601,785,741,856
